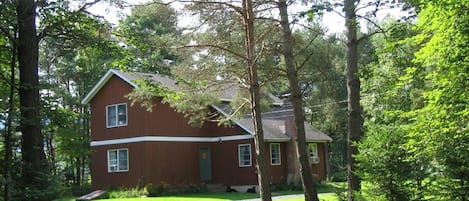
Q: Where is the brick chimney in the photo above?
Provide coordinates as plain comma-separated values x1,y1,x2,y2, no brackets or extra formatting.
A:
283,102,302,184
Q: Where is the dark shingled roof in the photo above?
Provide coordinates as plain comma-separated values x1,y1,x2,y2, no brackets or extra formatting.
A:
236,110,332,142
118,71,178,90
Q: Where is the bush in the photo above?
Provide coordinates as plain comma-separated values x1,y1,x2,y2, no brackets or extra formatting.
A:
17,174,66,201
356,125,412,201
145,182,170,197
145,182,207,197
97,187,146,199
330,170,347,182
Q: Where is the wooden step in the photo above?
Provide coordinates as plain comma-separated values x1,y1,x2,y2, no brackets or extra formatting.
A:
76,190,106,201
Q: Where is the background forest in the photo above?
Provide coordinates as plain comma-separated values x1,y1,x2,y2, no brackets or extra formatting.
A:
0,0,467,201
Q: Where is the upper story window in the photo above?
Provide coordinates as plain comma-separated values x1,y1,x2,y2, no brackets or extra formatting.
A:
108,148,129,172
238,144,252,167
270,143,281,165
106,103,127,128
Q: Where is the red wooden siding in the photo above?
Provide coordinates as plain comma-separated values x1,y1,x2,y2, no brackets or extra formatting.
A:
90,75,247,142
90,75,145,141
91,140,261,189
89,73,328,189
267,142,288,184
91,141,291,189
311,143,327,181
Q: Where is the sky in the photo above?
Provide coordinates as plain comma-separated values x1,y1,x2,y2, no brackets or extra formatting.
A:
87,0,405,34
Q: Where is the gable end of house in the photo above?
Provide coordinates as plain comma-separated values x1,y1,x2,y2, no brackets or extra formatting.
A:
82,69,138,104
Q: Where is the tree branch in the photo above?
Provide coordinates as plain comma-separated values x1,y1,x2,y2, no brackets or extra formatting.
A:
296,34,321,71
175,0,244,15
38,0,102,39
172,43,248,61
356,14,389,43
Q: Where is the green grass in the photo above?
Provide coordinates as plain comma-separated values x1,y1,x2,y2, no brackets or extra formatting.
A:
95,197,233,201
317,182,347,193
277,193,340,201
53,198,75,201
55,193,340,201
54,182,347,201
54,192,260,201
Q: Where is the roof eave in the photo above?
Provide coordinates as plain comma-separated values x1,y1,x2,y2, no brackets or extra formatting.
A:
307,139,333,143
81,69,138,104
210,104,254,135
265,138,290,142
219,98,283,106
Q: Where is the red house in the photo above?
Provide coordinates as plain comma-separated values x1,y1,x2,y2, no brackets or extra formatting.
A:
82,69,332,191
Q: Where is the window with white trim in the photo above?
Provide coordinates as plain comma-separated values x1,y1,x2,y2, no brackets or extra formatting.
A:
106,103,127,128
270,143,281,165
108,148,129,172
238,144,252,167
308,143,318,158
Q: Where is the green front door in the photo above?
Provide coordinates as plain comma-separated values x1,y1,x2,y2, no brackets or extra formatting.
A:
199,147,211,181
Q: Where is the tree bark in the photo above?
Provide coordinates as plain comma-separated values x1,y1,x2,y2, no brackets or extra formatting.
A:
3,31,17,201
242,0,272,200
82,105,91,186
278,1,319,201
16,0,48,197
344,0,362,200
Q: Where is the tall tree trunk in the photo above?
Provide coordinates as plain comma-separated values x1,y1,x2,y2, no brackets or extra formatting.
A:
3,33,17,201
344,0,362,200
242,0,272,200
82,105,90,186
278,1,319,201
76,157,82,185
47,133,57,175
16,1,48,199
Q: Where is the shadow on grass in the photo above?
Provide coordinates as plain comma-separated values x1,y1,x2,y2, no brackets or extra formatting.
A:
54,183,347,201
317,182,347,194
174,192,260,200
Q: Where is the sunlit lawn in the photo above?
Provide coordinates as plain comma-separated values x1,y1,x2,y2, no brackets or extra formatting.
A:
55,192,341,201
55,182,346,201
56,193,340,201
279,193,341,201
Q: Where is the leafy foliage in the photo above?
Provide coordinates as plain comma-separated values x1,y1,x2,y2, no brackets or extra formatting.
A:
357,0,469,200
357,125,412,201
402,1,469,199
116,0,179,74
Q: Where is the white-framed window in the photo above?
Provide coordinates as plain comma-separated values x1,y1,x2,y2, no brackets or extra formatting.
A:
106,103,127,128
238,144,252,167
308,143,318,158
270,143,281,165
107,148,129,172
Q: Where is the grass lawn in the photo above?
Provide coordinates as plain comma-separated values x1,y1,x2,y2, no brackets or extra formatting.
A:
278,193,341,201
54,192,259,201
54,182,346,201
55,192,341,201
56,193,340,201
